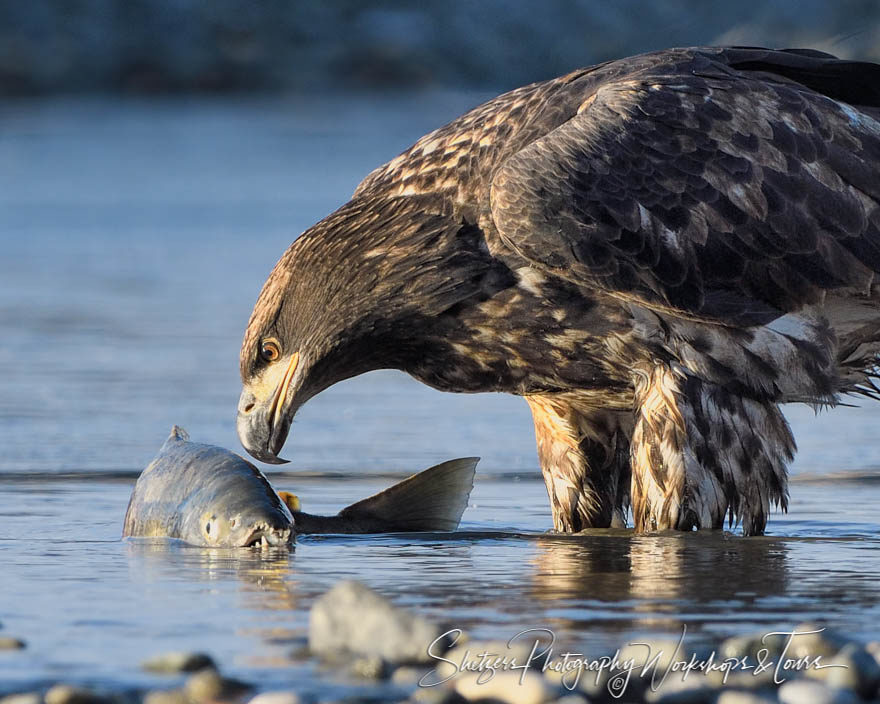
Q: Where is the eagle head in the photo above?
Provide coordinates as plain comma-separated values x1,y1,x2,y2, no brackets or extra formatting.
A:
235,203,385,464
236,196,496,464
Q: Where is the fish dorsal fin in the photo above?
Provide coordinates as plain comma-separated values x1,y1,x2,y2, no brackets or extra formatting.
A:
168,425,190,442
338,457,479,532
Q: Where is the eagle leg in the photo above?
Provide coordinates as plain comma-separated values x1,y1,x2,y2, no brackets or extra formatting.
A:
630,362,792,536
526,395,630,532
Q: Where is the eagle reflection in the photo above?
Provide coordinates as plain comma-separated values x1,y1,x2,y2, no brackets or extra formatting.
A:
529,532,790,631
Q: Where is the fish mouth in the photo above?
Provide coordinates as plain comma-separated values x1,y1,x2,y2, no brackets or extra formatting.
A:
242,523,292,548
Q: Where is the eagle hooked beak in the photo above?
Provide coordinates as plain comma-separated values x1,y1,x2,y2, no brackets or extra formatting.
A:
237,352,300,464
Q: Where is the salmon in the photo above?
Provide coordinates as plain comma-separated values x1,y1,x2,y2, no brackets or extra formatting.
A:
123,426,478,547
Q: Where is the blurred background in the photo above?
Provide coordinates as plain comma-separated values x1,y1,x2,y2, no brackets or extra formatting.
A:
1,0,879,96
2,0,880,475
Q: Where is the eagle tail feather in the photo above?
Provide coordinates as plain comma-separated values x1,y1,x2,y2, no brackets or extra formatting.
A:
631,363,792,536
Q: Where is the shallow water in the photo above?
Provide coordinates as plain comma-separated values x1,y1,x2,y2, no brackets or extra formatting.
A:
1,96,879,695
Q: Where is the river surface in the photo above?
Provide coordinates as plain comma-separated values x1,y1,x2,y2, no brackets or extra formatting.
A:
1,96,879,696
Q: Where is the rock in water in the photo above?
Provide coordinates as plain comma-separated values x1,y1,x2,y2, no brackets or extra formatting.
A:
455,670,551,704
0,694,41,704
141,651,216,674
44,686,111,704
142,691,189,704
778,680,859,704
309,580,446,664
0,637,25,650
184,670,252,704
246,693,302,704
805,642,880,698
715,691,778,704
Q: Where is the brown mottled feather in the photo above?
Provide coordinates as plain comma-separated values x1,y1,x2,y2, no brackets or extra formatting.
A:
526,395,630,531
242,47,880,535
631,363,791,535
489,64,880,325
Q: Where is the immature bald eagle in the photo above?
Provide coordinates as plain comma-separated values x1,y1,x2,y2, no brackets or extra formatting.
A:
237,47,880,536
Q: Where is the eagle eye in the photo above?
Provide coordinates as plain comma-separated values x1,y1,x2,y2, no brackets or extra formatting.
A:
260,338,281,363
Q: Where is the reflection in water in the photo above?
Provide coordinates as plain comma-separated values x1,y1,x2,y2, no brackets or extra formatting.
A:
125,539,299,612
528,531,790,635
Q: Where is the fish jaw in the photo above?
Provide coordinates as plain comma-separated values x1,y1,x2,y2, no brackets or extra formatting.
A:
239,521,292,548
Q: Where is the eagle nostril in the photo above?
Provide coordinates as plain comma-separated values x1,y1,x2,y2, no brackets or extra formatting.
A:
243,403,255,414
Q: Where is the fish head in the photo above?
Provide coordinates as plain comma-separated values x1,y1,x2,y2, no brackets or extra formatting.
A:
194,506,293,548
177,465,295,548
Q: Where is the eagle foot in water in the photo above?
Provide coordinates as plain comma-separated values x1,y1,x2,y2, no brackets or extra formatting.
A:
631,363,792,536
526,396,631,532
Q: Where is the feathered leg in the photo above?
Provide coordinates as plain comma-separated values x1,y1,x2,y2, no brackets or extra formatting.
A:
527,395,631,531
630,362,792,536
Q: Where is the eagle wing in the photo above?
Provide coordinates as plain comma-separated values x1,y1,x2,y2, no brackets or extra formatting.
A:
489,61,880,326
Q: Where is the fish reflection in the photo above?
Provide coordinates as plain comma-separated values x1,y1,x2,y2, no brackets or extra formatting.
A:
125,539,299,611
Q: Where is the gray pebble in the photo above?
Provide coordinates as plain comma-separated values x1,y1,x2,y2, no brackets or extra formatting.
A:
309,580,447,664
805,642,880,698
0,637,26,650
454,670,551,704
287,644,310,661
44,685,110,704
706,668,775,692
778,679,858,704
0,693,42,704
142,690,188,704
644,679,716,704
715,691,777,704
720,633,787,661
184,669,252,704
246,693,302,704
546,695,589,704
348,655,389,680
391,666,428,685
408,687,463,704
785,624,848,659
141,652,216,674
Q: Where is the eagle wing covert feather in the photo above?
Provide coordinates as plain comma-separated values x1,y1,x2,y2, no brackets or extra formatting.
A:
239,47,880,536
490,65,880,326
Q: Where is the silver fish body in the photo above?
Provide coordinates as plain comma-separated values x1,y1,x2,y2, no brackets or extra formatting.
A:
123,426,478,547
123,426,293,547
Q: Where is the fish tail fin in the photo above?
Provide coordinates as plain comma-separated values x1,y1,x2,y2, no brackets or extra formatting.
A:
338,457,479,532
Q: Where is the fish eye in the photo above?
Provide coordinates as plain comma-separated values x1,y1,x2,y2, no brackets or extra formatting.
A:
260,338,281,363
